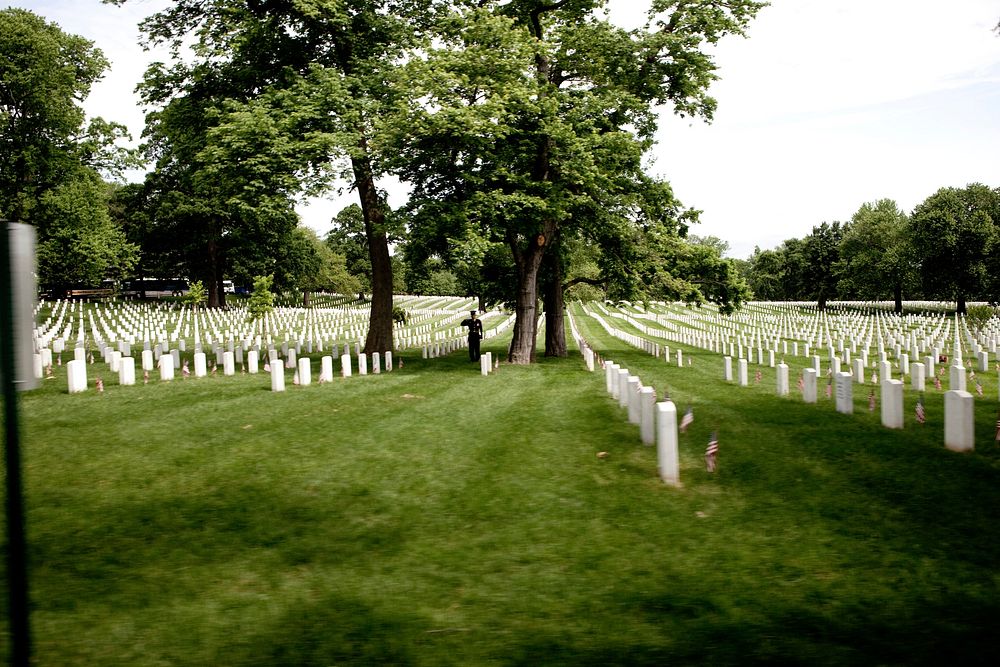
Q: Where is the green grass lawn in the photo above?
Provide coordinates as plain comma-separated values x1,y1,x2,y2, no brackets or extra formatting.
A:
4,313,1000,665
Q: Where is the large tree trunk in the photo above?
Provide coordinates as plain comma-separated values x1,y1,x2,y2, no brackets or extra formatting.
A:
957,294,967,315
542,244,567,357
508,231,547,364
303,290,311,307
893,284,902,314
352,151,394,354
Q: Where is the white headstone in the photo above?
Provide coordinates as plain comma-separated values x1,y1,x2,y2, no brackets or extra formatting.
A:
738,358,748,386
949,364,966,392
626,377,641,424
223,351,235,376
320,355,333,382
372,352,381,374
358,353,368,376
803,368,818,404
617,369,630,408
640,386,656,445
119,356,135,386
776,362,789,396
853,358,865,383
159,354,175,381
723,356,733,381
944,390,974,452
385,350,393,371
67,359,87,393
194,352,207,377
285,348,297,369
247,350,259,374
270,360,285,392
298,357,311,386
835,371,853,414
881,379,903,429
606,362,619,396
911,362,926,392
656,401,680,486
141,349,154,371
341,352,352,377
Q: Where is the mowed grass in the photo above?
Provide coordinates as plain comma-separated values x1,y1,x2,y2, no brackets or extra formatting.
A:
3,315,1000,665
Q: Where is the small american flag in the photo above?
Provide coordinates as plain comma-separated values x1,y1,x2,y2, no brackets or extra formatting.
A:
705,432,719,472
293,370,300,385
95,376,104,393
825,380,832,399
264,362,271,372
868,390,876,412
754,370,761,384
934,376,942,391
871,372,878,385
995,412,1000,441
399,359,404,369
182,360,190,377
680,406,694,433
916,396,926,424
970,369,976,380
143,370,149,384
976,381,984,397
797,374,804,392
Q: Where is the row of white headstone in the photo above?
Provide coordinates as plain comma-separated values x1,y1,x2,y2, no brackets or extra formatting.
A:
60,347,395,393
599,359,681,487
721,355,977,452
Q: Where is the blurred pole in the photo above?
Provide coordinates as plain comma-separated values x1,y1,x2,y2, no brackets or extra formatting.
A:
1,221,31,666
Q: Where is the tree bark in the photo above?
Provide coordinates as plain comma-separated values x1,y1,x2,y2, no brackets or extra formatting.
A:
957,295,967,315
507,222,557,364
303,290,311,307
893,284,902,314
543,244,567,357
352,150,394,354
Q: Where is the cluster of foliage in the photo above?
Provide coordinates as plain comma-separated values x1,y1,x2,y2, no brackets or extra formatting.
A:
0,8,138,291
8,1,765,362
739,184,1000,313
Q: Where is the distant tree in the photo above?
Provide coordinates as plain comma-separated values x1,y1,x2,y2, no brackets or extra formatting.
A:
246,275,275,323
279,227,361,306
910,184,1000,313
838,200,916,313
2,8,137,291
965,304,996,336
0,8,130,219
326,205,374,293
801,222,845,310
34,172,138,291
185,280,207,310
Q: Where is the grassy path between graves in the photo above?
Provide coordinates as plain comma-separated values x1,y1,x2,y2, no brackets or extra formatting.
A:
4,318,1000,665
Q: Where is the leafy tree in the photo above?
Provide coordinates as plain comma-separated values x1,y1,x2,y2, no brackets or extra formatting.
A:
114,0,444,352
910,183,1000,313
326,205,374,294
965,304,996,336
278,227,361,305
838,199,916,313
185,280,207,310
246,274,275,323
1,8,138,291
34,172,138,291
385,0,764,362
801,222,845,310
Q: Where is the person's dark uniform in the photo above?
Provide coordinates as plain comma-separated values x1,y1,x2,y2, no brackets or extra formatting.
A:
461,311,484,362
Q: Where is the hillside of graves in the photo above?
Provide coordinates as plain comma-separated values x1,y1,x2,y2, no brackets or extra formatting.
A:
4,296,1000,665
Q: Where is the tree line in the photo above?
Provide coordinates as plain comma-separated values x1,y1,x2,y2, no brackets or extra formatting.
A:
4,1,767,363
737,184,1000,314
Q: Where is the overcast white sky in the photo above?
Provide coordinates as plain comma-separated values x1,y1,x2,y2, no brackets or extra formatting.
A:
12,0,1000,258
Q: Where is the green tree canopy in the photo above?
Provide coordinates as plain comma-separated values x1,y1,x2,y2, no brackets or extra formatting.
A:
909,183,1000,313
838,199,915,312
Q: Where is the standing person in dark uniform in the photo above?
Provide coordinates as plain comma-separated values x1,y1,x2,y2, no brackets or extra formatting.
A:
461,310,484,362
